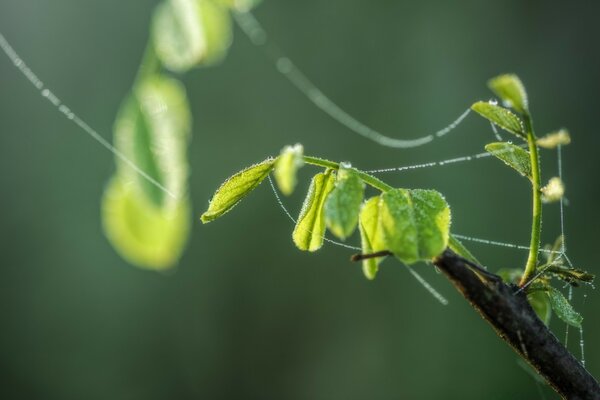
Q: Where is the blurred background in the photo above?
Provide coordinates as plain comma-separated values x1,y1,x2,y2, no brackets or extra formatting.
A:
1,0,599,398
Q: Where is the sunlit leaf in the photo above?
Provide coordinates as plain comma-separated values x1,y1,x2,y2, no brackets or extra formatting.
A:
548,287,583,328
379,189,451,265
292,171,336,252
274,144,304,196
485,142,532,179
114,76,191,208
488,74,529,115
152,0,232,73
471,101,525,138
528,291,552,325
201,158,275,223
358,196,387,279
541,177,565,203
537,128,571,149
448,234,480,265
325,165,365,240
102,177,190,270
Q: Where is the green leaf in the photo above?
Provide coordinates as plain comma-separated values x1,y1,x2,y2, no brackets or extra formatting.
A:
546,265,594,285
325,165,365,240
496,268,523,284
358,196,387,280
537,129,571,149
102,176,190,270
114,76,191,207
548,287,583,328
379,189,451,265
216,0,262,11
448,234,480,265
488,74,529,115
201,158,275,223
471,101,525,138
274,144,304,196
292,171,336,252
528,291,552,325
485,142,532,179
152,0,232,73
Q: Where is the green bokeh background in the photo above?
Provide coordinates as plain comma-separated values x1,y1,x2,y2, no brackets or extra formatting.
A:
1,1,599,398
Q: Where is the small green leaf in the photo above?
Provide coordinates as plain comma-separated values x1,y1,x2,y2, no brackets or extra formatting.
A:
488,74,529,115
485,142,532,179
102,176,190,270
358,196,387,279
496,268,523,284
201,158,275,223
325,165,365,240
471,101,525,138
152,0,232,73
541,177,565,203
379,189,451,265
547,265,595,285
274,144,304,196
537,129,571,149
548,287,583,328
448,235,480,265
292,171,336,252
528,291,552,325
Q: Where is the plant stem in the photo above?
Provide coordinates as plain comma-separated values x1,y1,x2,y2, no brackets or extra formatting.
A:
133,41,160,88
520,115,542,286
302,155,393,192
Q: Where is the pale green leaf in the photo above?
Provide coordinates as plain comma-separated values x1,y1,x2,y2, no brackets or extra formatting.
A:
380,189,451,265
152,0,232,73
201,158,275,223
471,101,525,138
114,76,191,207
488,74,529,114
325,165,365,240
537,129,571,149
485,142,532,179
102,176,190,270
528,291,552,325
274,144,304,196
448,234,480,265
292,171,336,252
548,287,583,328
358,196,387,280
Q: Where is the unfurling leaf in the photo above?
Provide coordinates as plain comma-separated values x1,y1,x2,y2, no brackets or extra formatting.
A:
528,291,552,325
379,189,451,265
537,129,571,149
325,165,365,240
274,144,304,196
152,0,232,73
102,177,190,270
541,177,565,203
548,287,583,328
292,171,336,252
485,142,532,179
448,235,480,265
488,74,529,115
547,265,595,285
471,101,525,138
201,158,275,223
358,196,387,279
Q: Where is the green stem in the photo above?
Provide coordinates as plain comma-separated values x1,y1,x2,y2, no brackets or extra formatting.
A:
133,41,160,88
302,155,393,192
520,115,542,286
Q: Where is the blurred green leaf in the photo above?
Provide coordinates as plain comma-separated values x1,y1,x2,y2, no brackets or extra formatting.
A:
448,235,480,265
485,142,532,179
217,0,262,11
325,165,365,240
496,268,523,284
471,101,525,138
548,287,583,328
379,189,451,265
358,196,387,279
528,291,552,325
488,74,529,114
274,144,304,196
537,128,571,149
152,0,232,73
293,171,336,252
102,176,190,270
201,158,275,223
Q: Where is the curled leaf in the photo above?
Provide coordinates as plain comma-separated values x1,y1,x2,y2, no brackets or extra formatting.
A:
201,158,275,223
537,129,571,149
379,189,451,265
325,164,365,240
292,171,336,252
548,287,583,328
488,74,529,114
471,101,525,138
358,196,387,279
541,177,565,203
274,144,304,196
485,142,532,179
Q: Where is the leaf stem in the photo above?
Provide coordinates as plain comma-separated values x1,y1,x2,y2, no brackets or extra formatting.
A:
520,115,542,286
302,155,393,192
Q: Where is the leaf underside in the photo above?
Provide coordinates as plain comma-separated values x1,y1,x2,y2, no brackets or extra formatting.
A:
325,166,365,240
485,142,532,179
